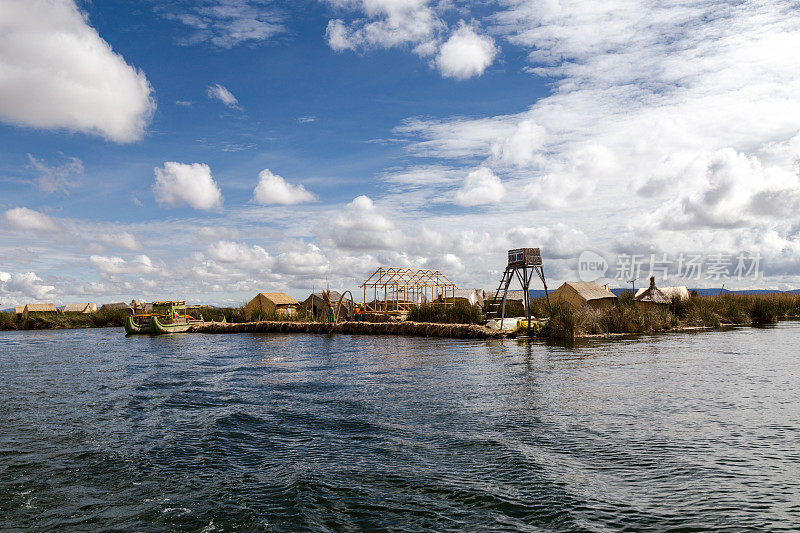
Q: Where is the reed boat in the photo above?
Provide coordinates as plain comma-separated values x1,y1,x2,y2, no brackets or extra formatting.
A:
125,301,224,335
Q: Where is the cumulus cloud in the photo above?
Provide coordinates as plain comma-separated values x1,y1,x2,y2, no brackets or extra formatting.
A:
89,254,157,275
1,271,55,301
435,22,497,80
27,154,83,193
153,162,223,211
164,0,285,48
3,207,60,232
454,167,504,206
0,0,154,142
253,169,316,205
207,83,241,110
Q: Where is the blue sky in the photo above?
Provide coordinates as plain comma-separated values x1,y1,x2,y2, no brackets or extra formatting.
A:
2,0,800,306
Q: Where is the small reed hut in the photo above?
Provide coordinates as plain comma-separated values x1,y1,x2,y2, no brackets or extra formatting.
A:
634,277,671,310
302,291,353,320
22,303,57,318
62,303,97,313
550,281,617,311
635,285,689,302
245,292,300,320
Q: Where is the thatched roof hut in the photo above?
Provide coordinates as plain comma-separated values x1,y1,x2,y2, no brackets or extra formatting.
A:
62,303,97,313
245,292,299,320
100,302,133,313
635,285,689,302
22,303,57,317
635,277,671,309
550,281,617,311
302,291,353,319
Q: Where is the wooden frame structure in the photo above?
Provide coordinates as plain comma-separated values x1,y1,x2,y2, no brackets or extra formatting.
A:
361,267,457,314
485,248,551,331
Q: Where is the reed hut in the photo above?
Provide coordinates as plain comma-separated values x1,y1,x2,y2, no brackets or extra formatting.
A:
302,291,353,320
14,306,24,315
550,281,617,311
245,292,299,320
635,285,689,302
634,277,671,310
22,303,57,318
435,289,485,309
100,302,133,313
62,303,97,313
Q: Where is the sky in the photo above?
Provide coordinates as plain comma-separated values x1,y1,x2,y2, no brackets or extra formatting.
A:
2,0,800,306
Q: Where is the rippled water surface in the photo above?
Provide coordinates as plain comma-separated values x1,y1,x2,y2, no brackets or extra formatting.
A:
2,325,800,530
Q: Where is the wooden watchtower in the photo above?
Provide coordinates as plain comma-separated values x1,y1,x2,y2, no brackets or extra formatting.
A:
485,248,551,330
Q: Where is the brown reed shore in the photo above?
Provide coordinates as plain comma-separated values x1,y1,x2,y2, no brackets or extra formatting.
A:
189,319,503,339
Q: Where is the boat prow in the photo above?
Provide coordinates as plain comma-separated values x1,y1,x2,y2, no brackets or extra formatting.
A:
151,314,194,335
125,314,151,335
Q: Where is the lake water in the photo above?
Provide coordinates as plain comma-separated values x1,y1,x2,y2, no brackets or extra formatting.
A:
1,325,799,530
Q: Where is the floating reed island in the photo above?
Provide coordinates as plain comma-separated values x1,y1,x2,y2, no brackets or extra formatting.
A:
189,319,502,339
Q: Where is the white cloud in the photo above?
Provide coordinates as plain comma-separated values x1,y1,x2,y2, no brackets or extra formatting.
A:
297,115,317,123
3,207,60,232
275,242,329,276
98,231,143,251
164,0,285,48
0,0,154,142
1,271,55,301
253,169,316,205
322,195,403,250
206,240,273,269
89,254,157,275
207,83,241,110
435,22,497,80
153,162,223,211
325,0,444,52
491,120,546,167
454,167,505,206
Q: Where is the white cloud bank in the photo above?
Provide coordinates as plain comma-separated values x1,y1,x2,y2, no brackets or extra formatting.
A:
253,169,316,205
0,0,154,142
207,83,241,110
153,162,223,211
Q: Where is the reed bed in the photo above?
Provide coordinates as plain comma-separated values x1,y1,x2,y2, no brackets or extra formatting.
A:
0,308,131,331
407,303,483,324
536,292,800,339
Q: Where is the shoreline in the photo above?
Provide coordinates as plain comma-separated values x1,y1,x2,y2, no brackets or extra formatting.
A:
188,320,503,339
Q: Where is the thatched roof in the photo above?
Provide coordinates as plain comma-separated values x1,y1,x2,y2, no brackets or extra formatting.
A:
635,277,670,305
559,282,616,302
636,286,689,302
63,303,97,313
255,292,299,306
24,303,57,312
101,302,131,310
